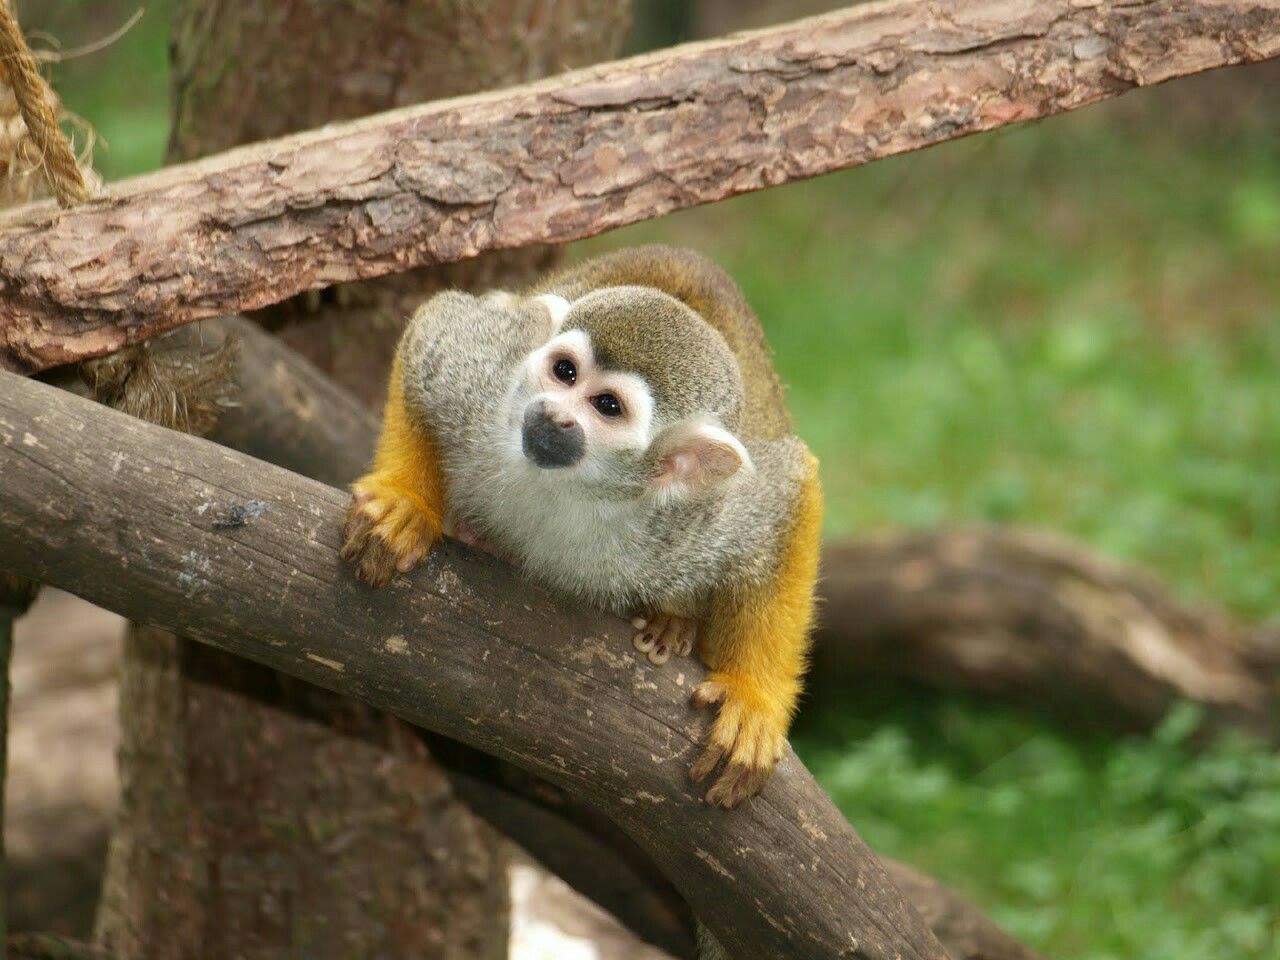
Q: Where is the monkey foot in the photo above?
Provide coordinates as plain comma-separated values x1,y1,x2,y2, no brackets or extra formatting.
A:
630,612,696,666
341,481,442,588
689,675,787,809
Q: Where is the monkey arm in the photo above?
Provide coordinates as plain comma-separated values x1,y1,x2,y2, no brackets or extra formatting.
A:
692,457,823,809
340,354,448,586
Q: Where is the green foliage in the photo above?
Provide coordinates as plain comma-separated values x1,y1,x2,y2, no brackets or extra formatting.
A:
582,116,1280,620
581,106,1280,958
794,696,1280,959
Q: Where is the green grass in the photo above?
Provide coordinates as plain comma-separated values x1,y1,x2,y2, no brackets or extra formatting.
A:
793,697,1280,960
40,2,176,180
578,117,1280,620
581,109,1280,958
41,10,1280,956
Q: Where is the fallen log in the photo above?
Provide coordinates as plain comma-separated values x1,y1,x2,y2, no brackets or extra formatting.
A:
3,0,1280,372
0,369,949,960
816,532,1279,740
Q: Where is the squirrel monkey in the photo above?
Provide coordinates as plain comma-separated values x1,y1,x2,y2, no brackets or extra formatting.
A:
342,245,822,810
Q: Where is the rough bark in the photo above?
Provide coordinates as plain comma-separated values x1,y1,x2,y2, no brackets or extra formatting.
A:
166,0,628,407
815,532,1280,740
91,323,1053,959
89,4,632,959
0,372,950,960
2,0,1279,373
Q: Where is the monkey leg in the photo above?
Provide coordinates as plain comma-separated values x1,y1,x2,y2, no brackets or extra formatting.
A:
691,470,822,809
630,612,697,666
341,357,446,587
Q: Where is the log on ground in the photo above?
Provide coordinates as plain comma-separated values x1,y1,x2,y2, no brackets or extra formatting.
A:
816,532,1280,740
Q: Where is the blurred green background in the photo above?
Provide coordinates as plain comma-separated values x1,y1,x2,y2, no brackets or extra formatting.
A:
32,1,1280,957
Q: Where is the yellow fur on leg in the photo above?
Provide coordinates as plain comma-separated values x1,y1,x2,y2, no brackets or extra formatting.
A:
691,460,823,808
341,357,446,587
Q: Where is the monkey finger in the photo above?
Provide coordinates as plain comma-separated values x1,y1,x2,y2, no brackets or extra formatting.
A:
689,741,726,784
340,513,375,561
630,615,649,631
672,621,696,658
355,536,400,588
648,642,671,666
706,761,769,809
396,544,427,573
654,616,687,658
633,631,657,654
691,679,726,709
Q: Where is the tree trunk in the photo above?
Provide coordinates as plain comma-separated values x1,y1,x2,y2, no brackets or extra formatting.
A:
94,3,630,958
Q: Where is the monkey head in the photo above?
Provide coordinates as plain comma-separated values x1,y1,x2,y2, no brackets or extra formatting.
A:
505,285,751,502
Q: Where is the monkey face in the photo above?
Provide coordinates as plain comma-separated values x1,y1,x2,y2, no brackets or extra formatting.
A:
505,323,751,504
509,328,655,478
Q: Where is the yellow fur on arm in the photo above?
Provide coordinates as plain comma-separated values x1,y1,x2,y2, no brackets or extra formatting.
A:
362,357,447,529
693,458,823,806
342,356,448,586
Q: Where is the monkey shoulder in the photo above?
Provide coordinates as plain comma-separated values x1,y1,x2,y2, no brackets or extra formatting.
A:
399,290,549,435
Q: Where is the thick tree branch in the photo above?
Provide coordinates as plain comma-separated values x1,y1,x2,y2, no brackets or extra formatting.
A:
189,324,1045,959
0,370,947,960
3,0,1280,372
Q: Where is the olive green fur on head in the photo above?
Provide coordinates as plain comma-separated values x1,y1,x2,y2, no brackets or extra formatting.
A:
563,286,744,429
533,244,792,440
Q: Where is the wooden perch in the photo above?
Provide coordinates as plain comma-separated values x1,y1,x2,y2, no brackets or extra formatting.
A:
185,320,1045,959
0,370,949,960
3,0,1280,373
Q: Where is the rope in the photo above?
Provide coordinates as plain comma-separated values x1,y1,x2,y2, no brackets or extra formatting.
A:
0,2,89,207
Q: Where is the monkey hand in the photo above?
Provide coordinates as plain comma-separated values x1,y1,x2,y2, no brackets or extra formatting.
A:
631,612,697,666
689,674,789,809
341,477,443,587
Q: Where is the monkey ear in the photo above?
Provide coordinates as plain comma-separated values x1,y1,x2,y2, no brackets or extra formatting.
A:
531,293,572,330
650,419,752,497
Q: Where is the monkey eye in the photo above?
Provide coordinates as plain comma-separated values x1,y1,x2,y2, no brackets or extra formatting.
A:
552,358,577,384
592,393,623,418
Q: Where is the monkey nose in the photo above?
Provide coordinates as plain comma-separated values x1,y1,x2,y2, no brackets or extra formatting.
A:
522,404,585,469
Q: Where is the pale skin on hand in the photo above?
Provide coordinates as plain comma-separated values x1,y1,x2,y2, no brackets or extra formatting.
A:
632,612,697,665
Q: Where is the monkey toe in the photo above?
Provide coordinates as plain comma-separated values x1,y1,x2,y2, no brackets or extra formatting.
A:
705,761,771,809
689,676,785,808
633,613,697,666
354,536,401,588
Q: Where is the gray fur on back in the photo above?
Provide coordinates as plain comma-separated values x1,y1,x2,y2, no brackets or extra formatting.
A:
398,289,809,619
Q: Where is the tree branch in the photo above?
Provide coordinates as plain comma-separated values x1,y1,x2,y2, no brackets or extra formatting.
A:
3,0,1279,372
0,370,947,960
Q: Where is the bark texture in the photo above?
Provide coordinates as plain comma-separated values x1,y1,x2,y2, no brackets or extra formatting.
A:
816,532,1280,740
2,0,1278,373
0,371,950,960
89,5,633,959
166,0,628,407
